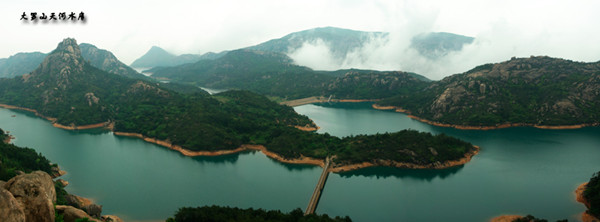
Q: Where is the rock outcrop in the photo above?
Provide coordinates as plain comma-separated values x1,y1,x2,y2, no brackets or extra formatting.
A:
101,215,123,222
55,205,102,222
0,188,26,222
2,171,56,222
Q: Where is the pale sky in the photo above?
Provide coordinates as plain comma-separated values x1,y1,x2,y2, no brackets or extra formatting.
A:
1,0,599,79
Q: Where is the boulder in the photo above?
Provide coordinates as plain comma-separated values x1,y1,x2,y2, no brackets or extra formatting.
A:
101,215,123,222
65,194,93,208
0,188,26,222
3,171,56,222
57,179,69,187
55,205,102,222
82,203,102,218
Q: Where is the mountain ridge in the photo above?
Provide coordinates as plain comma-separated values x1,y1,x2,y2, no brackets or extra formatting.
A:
132,27,474,69
378,56,600,126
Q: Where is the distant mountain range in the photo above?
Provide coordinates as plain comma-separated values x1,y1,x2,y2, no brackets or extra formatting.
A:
0,52,46,78
132,27,474,69
129,46,227,68
148,48,430,99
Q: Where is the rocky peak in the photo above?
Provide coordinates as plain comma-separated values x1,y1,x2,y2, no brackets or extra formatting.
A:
26,38,88,90
30,38,85,79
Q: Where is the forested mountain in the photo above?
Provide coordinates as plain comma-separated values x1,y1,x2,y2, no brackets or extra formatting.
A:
149,49,334,99
324,70,430,99
149,49,432,100
0,52,46,78
378,56,600,126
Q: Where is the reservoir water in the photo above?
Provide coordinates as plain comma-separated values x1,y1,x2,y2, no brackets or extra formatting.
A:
1,102,599,221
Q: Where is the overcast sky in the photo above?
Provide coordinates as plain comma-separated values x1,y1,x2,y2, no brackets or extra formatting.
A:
1,0,599,79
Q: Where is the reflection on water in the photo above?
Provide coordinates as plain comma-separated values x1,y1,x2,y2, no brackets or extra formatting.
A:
337,165,464,181
265,156,321,172
190,151,243,164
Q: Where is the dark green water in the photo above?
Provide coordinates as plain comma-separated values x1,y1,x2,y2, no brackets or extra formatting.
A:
0,108,321,222
1,102,599,221
295,103,600,222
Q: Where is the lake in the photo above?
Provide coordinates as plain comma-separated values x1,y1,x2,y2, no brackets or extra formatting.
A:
1,102,599,221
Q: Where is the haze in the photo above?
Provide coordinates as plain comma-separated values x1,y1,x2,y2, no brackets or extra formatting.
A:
1,0,599,80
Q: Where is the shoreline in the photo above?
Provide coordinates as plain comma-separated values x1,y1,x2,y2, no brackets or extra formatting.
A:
328,145,480,173
280,97,379,107
113,131,325,167
489,215,523,222
576,182,599,222
1,102,479,172
115,129,479,173
293,118,321,132
371,104,599,130
0,103,110,130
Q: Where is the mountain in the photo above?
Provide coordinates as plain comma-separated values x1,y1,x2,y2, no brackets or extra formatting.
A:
324,70,430,99
378,56,600,126
149,49,333,99
149,48,433,100
247,27,474,60
0,44,144,79
0,38,475,167
247,26,388,60
0,52,46,78
410,32,475,59
132,27,474,70
130,46,210,68
0,38,312,148
79,43,145,79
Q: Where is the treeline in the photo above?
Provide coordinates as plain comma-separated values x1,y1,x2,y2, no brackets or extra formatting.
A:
167,205,352,222
0,129,53,180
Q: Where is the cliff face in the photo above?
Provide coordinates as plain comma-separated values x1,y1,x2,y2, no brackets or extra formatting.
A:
381,56,600,126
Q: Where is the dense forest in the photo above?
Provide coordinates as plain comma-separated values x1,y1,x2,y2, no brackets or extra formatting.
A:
0,129,53,181
264,128,474,166
584,171,600,218
0,38,477,167
167,205,351,222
